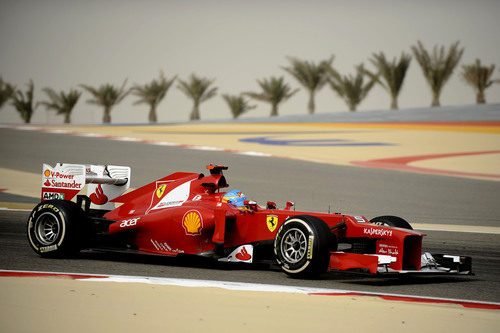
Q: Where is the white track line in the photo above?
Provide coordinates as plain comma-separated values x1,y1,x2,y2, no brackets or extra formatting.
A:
0,207,32,212
416,227,500,235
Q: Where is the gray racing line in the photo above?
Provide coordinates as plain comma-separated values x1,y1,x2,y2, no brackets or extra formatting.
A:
0,127,499,302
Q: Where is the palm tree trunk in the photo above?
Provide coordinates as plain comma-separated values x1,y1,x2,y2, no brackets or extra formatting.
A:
149,104,157,123
308,91,315,114
64,113,71,124
348,100,357,112
103,106,111,123
270,103,278,117
431,91,440,107
190,103,200,120
476,90,486,104
390,96,398,110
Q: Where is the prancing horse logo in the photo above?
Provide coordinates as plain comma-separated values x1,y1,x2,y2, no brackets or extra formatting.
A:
266,215,278,232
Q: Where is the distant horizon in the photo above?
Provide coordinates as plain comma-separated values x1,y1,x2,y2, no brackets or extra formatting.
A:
1,0,499,124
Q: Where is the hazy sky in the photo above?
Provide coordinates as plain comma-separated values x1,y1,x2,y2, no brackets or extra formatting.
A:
1,0,499,124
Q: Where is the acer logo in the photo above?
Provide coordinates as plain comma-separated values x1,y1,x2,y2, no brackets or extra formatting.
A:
120,218,139,228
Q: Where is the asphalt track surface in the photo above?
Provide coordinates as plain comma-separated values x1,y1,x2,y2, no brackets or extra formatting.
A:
1,127,500,302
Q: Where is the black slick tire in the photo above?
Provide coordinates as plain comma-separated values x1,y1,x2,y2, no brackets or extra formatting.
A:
370,215,413,230
27,200,86,257
274,215,336,278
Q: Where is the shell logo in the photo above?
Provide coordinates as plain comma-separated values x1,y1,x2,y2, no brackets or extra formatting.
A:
182,210,202,235
44,169,51,177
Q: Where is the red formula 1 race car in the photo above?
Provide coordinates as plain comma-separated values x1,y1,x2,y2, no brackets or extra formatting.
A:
27,163,472,277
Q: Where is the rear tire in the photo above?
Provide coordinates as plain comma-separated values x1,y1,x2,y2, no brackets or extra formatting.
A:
370,215,413,230
274,215,336,278
27,200,87,257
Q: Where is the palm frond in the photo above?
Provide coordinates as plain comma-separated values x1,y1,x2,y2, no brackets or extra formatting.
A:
327,64,377,111
0,77,16,109
367,51,411,109
40,87,81,122
282,55,334,92
80,80,128,123
80,80,129,108
411,41,464,106
176,74,217,120
461,59,497,104
244,76,298,116
282,55,334,114
177,74,217,104
132,72,176,107
222,94,256,118
11,80,36,123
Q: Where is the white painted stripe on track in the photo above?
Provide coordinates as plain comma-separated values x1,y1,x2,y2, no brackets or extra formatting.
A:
2,269,499,308
0,207,32,212
8,126,273,159
416,228,500,235
239,151,272,157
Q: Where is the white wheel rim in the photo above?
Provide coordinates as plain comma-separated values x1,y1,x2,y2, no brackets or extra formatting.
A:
35,212,60,245
281,228,307,264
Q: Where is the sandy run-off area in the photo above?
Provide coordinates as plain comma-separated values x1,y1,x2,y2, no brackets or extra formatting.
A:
1,274,499,333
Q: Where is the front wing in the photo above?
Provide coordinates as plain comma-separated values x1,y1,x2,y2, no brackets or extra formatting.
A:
329,252,472,275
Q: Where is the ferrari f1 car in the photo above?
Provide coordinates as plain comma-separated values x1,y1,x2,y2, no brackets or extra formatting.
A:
27,163,472,277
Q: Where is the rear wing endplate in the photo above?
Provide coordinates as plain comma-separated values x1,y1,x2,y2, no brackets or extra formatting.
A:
41,163,131,210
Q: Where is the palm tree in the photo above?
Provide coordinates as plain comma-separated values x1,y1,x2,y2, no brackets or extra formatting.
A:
365,52,412,109
328,64,377,111
282,56,334,114
40,88,81,123
411,41,464,107
222,94,256,119
177,74,217,120
132,72,176,123
0,77,15,109
461,59,498,104
80,80,129,123
244,77,298,117
11,80,36,123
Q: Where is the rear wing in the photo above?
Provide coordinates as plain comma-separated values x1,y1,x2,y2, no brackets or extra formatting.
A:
41,163,131,210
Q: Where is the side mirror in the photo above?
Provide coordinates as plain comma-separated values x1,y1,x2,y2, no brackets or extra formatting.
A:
266,201,277,209
285,201,294,210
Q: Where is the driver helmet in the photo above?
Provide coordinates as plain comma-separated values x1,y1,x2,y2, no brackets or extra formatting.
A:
222,190,247,209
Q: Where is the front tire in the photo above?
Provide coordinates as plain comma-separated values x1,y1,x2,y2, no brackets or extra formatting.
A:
274,215,336,278
370,215,413,230
27,200,86,257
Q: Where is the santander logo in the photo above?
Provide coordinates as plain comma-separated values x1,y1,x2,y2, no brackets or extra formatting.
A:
89,184,108,205
235,246,252,261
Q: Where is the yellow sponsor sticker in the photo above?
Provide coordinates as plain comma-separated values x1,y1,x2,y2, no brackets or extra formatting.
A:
183,210,203,235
